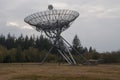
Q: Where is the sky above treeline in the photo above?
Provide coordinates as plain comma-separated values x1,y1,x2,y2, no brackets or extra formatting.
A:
0,0,120,52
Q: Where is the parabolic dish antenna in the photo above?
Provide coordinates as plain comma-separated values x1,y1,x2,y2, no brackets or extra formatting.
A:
24,5,89,65
24,7,79,35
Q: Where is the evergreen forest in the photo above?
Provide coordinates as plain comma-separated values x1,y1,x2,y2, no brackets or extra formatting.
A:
0,34,120,64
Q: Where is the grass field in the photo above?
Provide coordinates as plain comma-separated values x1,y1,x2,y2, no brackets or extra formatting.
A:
0,63,120,80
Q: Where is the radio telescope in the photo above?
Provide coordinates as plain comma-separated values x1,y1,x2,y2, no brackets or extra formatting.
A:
24,5,89,65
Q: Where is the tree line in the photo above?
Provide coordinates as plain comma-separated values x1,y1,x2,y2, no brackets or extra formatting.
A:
0,33,51,51
0,34,120,63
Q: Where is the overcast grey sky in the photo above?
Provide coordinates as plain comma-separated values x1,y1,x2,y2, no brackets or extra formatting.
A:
0,0,120,52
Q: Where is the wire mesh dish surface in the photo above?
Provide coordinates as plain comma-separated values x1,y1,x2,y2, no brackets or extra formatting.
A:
24,9,79,31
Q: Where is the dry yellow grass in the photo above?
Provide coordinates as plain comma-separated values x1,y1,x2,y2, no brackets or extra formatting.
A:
0,63,120,80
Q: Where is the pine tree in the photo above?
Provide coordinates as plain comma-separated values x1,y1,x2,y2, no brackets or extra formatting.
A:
16,34,24,49
73,35,81,48
89,46,93,53
72,35,83,54
0,34,5,46
5,33,15,49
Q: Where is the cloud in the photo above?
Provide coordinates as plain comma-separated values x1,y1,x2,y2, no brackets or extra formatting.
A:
22,26,33,29
0,0,120,52
49,1,69,9
97,8,120,18
77,4,120,19
6,21,33,30
6,22,19,27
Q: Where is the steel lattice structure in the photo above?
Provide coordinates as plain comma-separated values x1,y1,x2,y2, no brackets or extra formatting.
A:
24,5,89,65
24,9,79,38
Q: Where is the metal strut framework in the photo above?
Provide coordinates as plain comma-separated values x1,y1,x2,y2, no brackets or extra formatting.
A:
24,5,89,65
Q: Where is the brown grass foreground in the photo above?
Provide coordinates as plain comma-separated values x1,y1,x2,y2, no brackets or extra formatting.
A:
0,63,120,80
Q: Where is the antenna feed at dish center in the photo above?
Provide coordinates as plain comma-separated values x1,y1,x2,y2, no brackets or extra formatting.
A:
48,4,54,10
